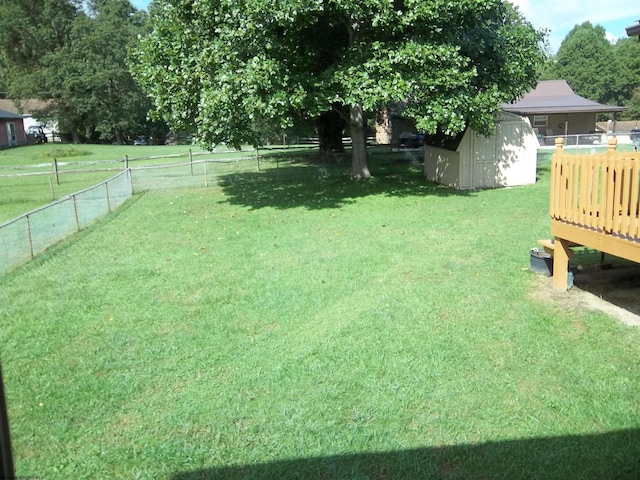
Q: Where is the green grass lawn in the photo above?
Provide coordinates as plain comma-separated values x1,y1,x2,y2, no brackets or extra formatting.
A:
1,149,639,479
0,143,314,223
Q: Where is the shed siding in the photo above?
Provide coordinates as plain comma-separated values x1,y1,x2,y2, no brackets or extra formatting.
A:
425,113,537,190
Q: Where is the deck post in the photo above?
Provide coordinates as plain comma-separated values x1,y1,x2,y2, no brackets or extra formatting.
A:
552,238,572,290
607,137,618,151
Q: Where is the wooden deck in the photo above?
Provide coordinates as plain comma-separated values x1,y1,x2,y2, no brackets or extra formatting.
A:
548,138,640,289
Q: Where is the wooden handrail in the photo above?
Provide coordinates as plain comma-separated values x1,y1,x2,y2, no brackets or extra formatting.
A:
550,138,640,239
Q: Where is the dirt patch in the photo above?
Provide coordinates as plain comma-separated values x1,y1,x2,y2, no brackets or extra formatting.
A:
531,262,640,327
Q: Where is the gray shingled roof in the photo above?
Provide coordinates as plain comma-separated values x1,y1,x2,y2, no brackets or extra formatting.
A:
626,20,640,37
502,80,625,115
0,108,23,119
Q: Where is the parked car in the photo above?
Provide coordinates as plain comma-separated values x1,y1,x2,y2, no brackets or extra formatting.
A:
26,125,47,144
133,135,149,146
631,128,640,149
399,131,424,149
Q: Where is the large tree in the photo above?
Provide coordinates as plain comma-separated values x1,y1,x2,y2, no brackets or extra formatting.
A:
133,0,545,178
0,0,158,143
613,38,640,119
549,22,625,107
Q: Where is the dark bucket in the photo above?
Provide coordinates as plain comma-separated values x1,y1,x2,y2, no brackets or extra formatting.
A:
530,248,553,276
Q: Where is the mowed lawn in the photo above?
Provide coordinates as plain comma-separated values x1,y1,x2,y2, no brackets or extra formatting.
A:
0,143,242,222
1,156,639,479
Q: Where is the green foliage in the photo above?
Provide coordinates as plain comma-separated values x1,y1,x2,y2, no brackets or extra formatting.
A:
613,38,640,119
624,87,640,120
0,0,162,143
549,22,626,107
132,0,545,172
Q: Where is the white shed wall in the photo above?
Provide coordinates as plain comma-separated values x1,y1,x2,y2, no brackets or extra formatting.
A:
424,146,461,188
424,113,537,190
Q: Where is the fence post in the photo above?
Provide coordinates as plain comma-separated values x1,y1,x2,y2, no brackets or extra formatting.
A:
255,147,260,172
72,195,80,231
189,149,194,176
204,161,208,188
53,158,59,185
105,181,111,212
124,155,129,170
25,215,34,260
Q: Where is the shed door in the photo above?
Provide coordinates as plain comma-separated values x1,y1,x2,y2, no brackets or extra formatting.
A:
497,120,526,185
472,129,498,189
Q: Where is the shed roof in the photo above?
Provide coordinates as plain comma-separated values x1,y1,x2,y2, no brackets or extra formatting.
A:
501,80,625,115
0,108,23,119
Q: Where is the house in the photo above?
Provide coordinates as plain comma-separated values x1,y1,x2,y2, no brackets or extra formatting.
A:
626,20,640,38
501,80,625,144
376,107,421,147
424,112,538,190
0,109,26,148
0,98,58,143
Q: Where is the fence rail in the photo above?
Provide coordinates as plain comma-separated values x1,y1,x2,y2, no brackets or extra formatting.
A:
0,170,132,273
0,148,352,273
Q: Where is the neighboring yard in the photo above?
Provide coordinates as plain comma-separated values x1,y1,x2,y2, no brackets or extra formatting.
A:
0,146,639,479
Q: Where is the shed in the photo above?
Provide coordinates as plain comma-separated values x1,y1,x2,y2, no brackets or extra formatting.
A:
626,19,640,39
0,109,26,148
424,112,538,190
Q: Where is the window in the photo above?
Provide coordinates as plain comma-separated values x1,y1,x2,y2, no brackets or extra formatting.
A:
532,115,548,128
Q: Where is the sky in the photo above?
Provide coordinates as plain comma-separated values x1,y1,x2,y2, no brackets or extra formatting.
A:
129,0,639,54
510,0,639,53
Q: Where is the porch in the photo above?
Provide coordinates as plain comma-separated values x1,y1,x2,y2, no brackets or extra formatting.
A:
546,137,640,289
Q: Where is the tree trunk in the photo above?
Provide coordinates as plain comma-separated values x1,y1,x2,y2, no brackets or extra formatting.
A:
317,106,346,153
71,128,81,144
349,103,371,179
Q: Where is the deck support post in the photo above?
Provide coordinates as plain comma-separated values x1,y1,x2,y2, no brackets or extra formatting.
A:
552,238,572,290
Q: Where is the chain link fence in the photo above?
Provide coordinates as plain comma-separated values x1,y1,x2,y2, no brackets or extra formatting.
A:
129,152,346,192
0,149,353,273
0,170,132,273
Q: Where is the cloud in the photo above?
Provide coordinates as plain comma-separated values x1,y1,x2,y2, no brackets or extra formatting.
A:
508,0,639,53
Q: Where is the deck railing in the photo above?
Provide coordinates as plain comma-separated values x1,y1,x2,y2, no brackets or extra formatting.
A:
550,138,640,239
547,137,640,289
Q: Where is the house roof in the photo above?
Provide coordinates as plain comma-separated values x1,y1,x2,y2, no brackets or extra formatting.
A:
501,80,625,115
0,98,50,115
626,20,640,37
0,108,23,120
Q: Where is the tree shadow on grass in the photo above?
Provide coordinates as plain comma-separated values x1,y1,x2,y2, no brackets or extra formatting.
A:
170,429,640,479
215,161,472,211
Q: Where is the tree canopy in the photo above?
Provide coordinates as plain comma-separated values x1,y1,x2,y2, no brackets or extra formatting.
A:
133,0,545,178
613,38,640,119
547,22,624,107
0,0,161,143
541,22,640,120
